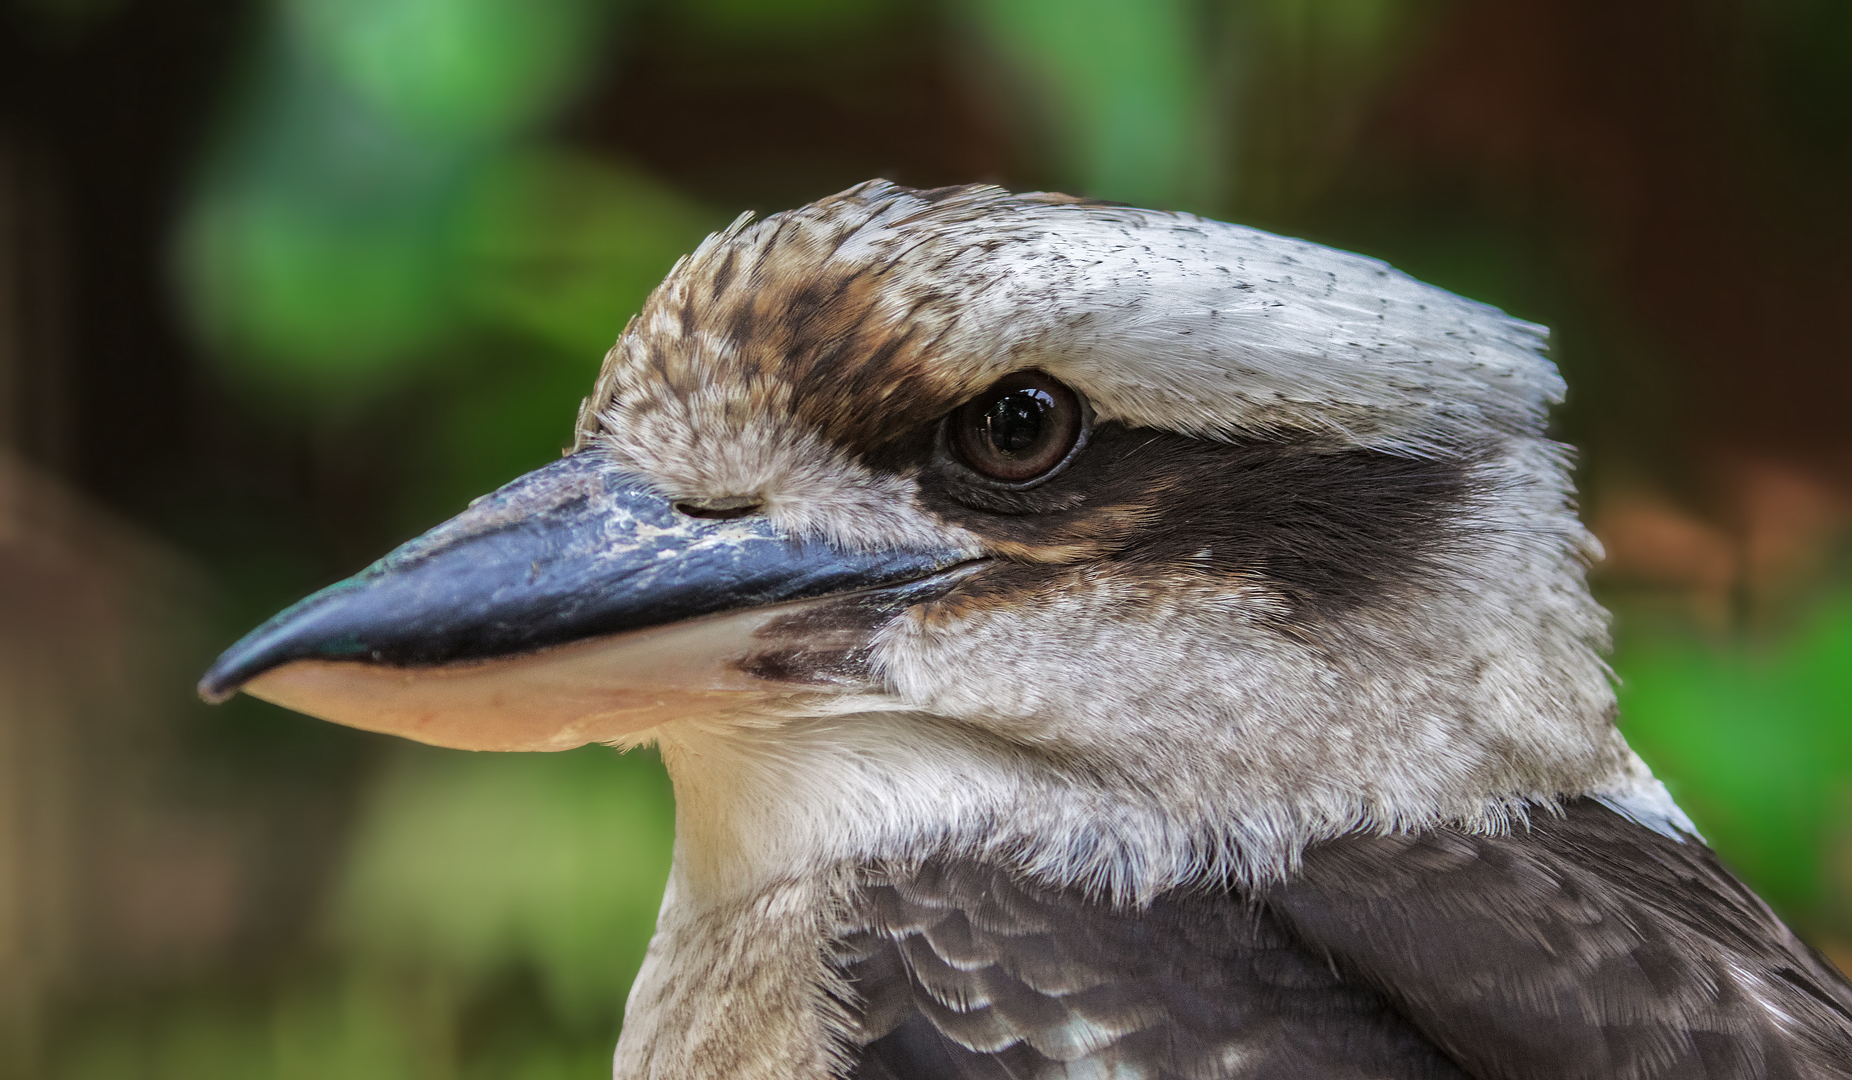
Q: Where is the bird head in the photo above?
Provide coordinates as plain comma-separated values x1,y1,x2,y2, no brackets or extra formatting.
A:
202,182,1640,898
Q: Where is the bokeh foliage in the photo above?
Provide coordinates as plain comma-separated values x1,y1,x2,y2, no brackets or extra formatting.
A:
19,0,1850,1075
1616,592,1852,921
49,747,672,1079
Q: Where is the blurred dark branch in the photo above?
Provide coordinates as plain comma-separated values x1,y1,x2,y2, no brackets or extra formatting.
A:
0,127,69,475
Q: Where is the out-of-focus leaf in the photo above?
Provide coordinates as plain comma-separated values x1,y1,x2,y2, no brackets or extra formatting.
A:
328,745,675,1027
1616,593,1852,922
960,0,1213,208
672,0,898,41
270,970,444,1080
180,184,457,391
283,0,624,142
1224,0,1437,218
177,51,467,394
1253,0,1410,58
50,971,437,1080
454,152,721,360
461,1038,615,1080
399,343,598,538
55,996,269,1080
179,0,641,399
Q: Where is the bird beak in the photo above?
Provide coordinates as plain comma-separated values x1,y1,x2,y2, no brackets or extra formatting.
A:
197,452,973,752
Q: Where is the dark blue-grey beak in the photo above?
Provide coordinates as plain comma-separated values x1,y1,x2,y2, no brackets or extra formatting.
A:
197,452,974,747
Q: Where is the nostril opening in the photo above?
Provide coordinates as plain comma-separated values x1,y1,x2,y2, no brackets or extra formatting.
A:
673,496,764,520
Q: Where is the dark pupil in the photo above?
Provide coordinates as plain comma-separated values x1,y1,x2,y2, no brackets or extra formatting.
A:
983,388,1051,456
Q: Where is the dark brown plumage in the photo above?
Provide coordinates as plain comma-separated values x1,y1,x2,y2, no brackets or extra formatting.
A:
841,802,1852,1079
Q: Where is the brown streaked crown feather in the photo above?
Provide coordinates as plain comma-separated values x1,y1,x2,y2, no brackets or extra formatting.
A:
579,188,1042,460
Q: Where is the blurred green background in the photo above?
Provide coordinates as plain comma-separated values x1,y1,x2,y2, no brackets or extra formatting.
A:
0,0,1848,1075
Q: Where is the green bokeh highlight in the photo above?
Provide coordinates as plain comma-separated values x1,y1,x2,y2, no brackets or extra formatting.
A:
454,151,720,361
672,0,898,41
178,0,640,399
286,0,618,140
330,746,674,1029
50,749,672,1080
963,0,1215,208
1617,595,1852,924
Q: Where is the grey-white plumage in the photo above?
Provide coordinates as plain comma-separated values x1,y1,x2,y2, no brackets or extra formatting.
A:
199,181,1852,1079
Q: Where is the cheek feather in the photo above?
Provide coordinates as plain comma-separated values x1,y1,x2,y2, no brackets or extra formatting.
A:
562,181,1622,896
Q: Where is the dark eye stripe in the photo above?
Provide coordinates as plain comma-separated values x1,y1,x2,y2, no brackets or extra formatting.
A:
917,424,1474,621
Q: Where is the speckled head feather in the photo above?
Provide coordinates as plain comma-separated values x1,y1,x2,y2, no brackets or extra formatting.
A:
567,181,1669,908
577,182,1557,464
551,181,1695,1078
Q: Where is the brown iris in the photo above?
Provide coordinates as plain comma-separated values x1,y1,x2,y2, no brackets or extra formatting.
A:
948,372,1085,484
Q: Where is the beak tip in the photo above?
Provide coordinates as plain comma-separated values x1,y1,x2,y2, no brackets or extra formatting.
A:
197,583,381,708
197,681,237,705
198,649,258,705
199,619,314,706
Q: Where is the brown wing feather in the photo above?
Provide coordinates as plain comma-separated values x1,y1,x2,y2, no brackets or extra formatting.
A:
837,859,1470,1080
840,801,1852,1079
1266,799,1852,1080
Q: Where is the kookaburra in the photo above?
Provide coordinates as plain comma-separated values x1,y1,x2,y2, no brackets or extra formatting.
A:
202,183,1852,1078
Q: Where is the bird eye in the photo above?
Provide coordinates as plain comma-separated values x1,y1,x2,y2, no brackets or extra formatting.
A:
948,372,1086,484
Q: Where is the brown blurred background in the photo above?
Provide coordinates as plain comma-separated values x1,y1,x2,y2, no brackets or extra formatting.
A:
1,0,1849,1075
